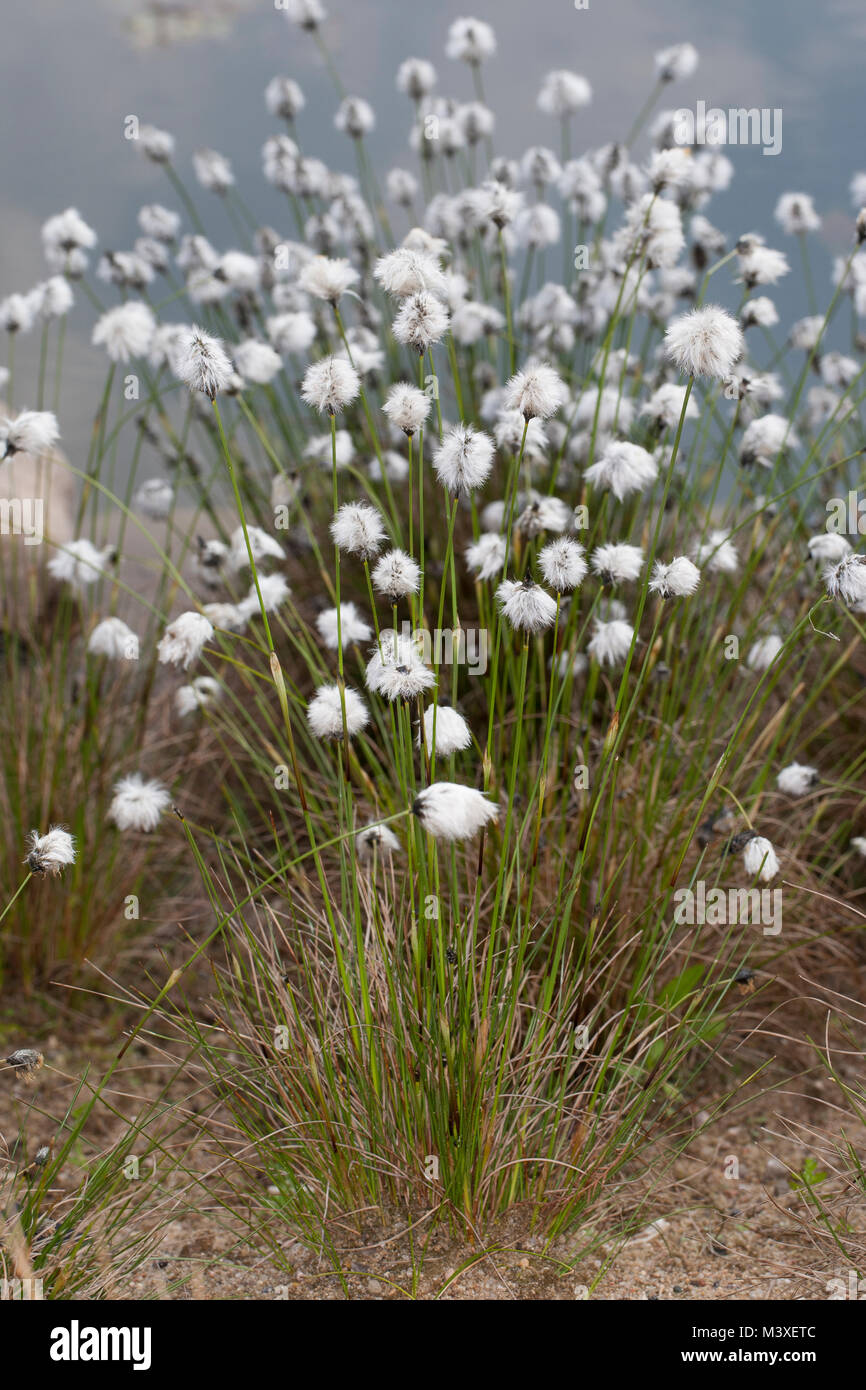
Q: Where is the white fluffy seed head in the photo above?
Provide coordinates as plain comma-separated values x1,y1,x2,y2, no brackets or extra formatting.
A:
496,579,558,632
503,362,568,420
265,75,306,120
466,532,506,581
134,478,174,521
47,539,115,592
693,530,739,575
175,325,233,399
742,835,779,882
282,0,326,30
664,305,744,379
139,124,176,162
538,538,587,592
825,554,866,606
382,382,431,436
108,774,171,832
227,525,285,573
239,574,291,619
585,441,658,501
365,630,431,697
655,42,698,82
372,549,421,600
330,502,386,559
537,70,592,116
740,414,798,466
738,245,790,288
648,556,701,598
266,311,316,355
517,494,570,537
301,356,361,414
640,383,699,431
334,96,376,138
234,339,283,385
746,635,783,671
591,543,644,584
775,192,821,236
91,302,155,363
445,17,496,64
433,424,494,494
306,684,369,740
26,826,76,876
392,292,450,352
396,58,437,99
0,410,60,458
776,763,818,796
88,618,139,661
298,256,359,303
412,782,498,841
176,676,221,717
356,821,402,858
418,703,472,756
374,248,447,299
157,611,214,669
588,617,634,667
807,534,851,565
193,148,234,192
203,602,247,632
316,602,372,650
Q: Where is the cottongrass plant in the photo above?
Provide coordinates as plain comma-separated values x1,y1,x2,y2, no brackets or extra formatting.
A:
3,8,866,1283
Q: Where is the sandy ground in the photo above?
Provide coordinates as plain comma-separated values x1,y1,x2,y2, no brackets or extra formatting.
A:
3,1015,859,1302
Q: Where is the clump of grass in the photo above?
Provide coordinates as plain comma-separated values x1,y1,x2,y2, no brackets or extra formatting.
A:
0,1044,198,1299
2,7,866,1278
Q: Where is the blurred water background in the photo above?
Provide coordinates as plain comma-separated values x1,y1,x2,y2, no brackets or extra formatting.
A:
1,0,863,469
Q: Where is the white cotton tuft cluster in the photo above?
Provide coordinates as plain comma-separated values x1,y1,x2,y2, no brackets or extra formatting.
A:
412,782,498,841
776,763,818,797
538,538,587,592
25,826,76,877
88,618,139,661
307,684,369,740
48,539,115,592
372,549,421,600
418,703,472,756
174,325,234,399
383,382,431,436
108,774,171,832
466,533,506,582
585,442,658,501
301,356,361,414
591,543,644,584
648,556,701,598
503,363,567,420
742,835,779,882
365,629,434,701
157,612,214,670
316,602,372,650
433,424,494,494
496,579,558,632
330,502,386,559
588,618,634,667
664,306,743,379
825,554,866,607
